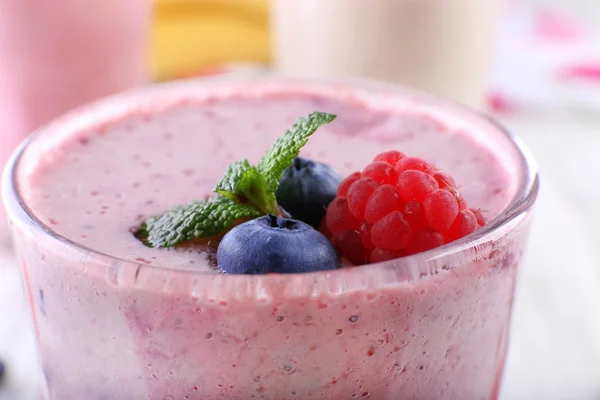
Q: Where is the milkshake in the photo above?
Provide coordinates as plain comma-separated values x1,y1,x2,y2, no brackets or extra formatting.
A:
3,78,538,399
0,0,149,244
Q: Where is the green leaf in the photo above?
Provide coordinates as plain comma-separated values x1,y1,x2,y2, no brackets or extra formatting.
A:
214,160,277,214
214,159,254,195
137,196,260,248
258,112,336,193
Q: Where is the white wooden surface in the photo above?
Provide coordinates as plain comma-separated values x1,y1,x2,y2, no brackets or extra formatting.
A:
1,115,599,399
501,115,600,400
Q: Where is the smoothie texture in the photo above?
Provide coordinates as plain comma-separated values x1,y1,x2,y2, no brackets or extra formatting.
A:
5,79,536,399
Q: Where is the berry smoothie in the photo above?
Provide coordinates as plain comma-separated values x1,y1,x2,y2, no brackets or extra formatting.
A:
4,78,537,399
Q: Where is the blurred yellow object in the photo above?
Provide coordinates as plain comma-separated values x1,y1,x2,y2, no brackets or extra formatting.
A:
151,0,270,80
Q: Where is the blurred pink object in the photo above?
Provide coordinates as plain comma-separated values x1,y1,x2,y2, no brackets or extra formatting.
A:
0,0,149,245
558,64,600,83
488,5,600,115
534,9,587,43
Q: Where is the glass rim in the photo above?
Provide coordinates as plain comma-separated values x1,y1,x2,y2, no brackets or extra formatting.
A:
2,75,539,297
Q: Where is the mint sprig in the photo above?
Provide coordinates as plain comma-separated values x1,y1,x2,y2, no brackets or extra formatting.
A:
136,111,336,248
258,112,336,193
213,160,274,214
137,196,261,248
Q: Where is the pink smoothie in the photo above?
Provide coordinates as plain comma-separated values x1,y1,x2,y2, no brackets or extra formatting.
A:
8,79,534,399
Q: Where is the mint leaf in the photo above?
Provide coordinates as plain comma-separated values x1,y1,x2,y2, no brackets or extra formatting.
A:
137,196,260,248
214,160,276,214
214,159,254,195
258,112,336,193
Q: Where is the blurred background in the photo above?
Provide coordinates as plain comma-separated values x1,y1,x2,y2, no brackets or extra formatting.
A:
1,0,599,399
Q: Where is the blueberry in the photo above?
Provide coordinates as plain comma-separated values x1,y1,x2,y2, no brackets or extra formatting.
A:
276,158,342,227
0,359,5,383
217,215,340,274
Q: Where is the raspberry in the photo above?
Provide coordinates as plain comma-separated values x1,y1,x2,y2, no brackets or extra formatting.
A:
371,211,412,250
397,170,439,202
423,190,459,233
347,177,379,220
434,172,456,189
364,184,402,224
318,217,333,239
403,201,426,231
373,150,405,165
470,208,486,227
359,223,375,250
326,197,360,234
325,150,482,265
337,172,361,197
331,230,370,265
407,228,444,255
445,187,467,211
394,156,433,175
445,210,477,242
362,162,397,185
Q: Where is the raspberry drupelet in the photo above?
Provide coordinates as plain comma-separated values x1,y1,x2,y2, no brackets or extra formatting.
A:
325,150,485,265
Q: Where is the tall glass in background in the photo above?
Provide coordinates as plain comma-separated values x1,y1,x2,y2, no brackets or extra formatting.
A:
0,0,150,247
270,0,505,109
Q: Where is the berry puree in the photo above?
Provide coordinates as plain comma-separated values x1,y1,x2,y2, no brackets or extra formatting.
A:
12,79,531,399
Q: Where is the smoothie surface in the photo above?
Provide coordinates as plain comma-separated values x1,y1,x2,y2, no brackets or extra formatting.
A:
18,87,514,272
